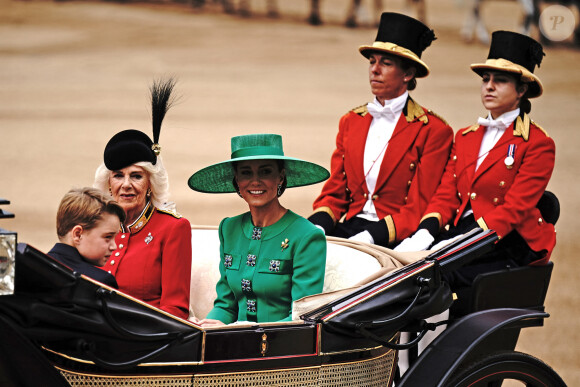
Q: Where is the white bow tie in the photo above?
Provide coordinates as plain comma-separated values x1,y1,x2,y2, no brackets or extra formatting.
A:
367,102,397,120
477,116,509,131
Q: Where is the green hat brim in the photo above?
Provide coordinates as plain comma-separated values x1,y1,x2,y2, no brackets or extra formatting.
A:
188,155,329,193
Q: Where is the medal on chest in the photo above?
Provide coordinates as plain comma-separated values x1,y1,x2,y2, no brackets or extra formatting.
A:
504,144,516,169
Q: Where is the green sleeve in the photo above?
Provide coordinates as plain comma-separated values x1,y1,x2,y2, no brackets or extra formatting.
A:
280,226,327,322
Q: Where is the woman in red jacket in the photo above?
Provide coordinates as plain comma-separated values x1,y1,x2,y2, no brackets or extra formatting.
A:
396,31,556,289
308,12,453,247
93,78,192,319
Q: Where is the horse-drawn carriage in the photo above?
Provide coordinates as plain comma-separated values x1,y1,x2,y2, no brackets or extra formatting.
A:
0,197,566,386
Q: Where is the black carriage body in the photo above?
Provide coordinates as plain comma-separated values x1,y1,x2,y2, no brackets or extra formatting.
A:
0,228,561,387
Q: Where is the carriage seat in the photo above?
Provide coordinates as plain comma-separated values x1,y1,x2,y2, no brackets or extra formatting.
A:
188,228,422,320
450,191,559,319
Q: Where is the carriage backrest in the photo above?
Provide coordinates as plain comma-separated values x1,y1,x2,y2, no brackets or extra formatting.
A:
188,228,394,320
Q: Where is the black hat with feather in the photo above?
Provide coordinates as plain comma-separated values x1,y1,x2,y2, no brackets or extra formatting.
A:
359,12,436,78
471,31,545,98
104,78,176,170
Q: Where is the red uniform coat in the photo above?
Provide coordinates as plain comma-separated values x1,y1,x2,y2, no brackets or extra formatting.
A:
312,97,453,244
103,203,192,319
423,113,556,264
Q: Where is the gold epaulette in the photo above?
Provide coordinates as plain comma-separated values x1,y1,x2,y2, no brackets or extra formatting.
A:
427,109,449,125
157,207,182,219
531,118,550,138
462,124,479,135
351,104,369,117
405,98,428,124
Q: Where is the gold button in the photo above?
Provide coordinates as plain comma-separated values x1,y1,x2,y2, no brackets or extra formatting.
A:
121,234,126,239
499,181,505,188
342,154,345,159
108,271,112,274
407,180,412,186
493,198,499,205
115,252,120,257
119,244,124,249
110,260,115,265
345,187,350,193
409,163,416,171
470,193,477,200
456,208,460,213
372,195,379,200
453,155,457,161
453,174,457,179
350,198,354,203
363,193,368,199
538,218,543,224
404,196,408,202
458,192,462,198
342,171,346,176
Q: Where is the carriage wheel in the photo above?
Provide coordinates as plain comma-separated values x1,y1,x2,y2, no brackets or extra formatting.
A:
447,351,566,387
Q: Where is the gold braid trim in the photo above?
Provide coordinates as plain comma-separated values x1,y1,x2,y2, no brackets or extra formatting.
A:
531,118,550,138
157,207,182,219
385,215,396,244
462,123,480,135
476,217,489,231
313,206,337,223
513,113,530,141
351,104,369,117
427,109,449,125
420,212,442,227
405,98,428,124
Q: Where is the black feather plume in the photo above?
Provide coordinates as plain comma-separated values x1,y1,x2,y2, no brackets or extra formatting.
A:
418,29,436,52
150,77,177,146
528,43,545,68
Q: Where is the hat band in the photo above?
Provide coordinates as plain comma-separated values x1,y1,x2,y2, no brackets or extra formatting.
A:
368,42,420,61
483,58,536,82
231,146,284,159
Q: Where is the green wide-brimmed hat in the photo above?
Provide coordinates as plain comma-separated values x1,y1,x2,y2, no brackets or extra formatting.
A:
188,134,330,193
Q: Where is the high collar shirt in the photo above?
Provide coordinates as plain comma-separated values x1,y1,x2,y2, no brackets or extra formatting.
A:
359,91,408,221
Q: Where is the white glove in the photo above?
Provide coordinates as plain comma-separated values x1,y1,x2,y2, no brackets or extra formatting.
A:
348,230,375,244
430,234,463,251
394,229,434,252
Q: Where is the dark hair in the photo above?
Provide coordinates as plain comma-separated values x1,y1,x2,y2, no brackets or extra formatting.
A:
513,77,532,114
231,160,287,197
399,57,418,91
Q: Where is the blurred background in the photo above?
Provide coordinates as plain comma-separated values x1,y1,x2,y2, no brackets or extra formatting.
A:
1,0,579,383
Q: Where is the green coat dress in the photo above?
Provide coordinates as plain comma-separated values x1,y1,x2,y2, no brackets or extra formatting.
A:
206,210,327,324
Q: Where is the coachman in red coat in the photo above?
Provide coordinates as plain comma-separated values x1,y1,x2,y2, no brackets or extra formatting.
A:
309,13,453,247
396,31,556,289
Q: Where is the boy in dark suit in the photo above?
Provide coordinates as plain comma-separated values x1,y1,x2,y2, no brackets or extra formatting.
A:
48,187,125,288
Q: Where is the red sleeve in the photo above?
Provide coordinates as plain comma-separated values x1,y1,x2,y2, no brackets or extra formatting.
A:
390,121,454,240
423,139,462,228
481,135,555,238
159,217,192,319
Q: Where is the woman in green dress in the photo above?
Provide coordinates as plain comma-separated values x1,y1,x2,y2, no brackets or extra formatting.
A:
188,134,330,326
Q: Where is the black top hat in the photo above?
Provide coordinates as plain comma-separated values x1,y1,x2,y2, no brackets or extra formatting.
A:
471,31,545,98
359,12,436,78
103,78,176,170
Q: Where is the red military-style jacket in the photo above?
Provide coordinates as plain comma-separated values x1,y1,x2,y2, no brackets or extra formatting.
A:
422,113,556,264
103,202,192,319
312,97,454,245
